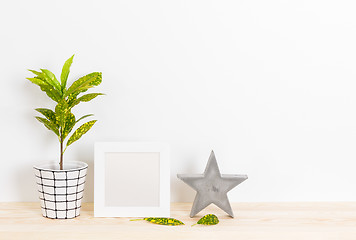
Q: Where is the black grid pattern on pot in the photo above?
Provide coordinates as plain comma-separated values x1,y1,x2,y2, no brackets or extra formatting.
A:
35,167,87,219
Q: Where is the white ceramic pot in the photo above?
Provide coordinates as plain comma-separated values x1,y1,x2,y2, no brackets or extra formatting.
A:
33,161,88,219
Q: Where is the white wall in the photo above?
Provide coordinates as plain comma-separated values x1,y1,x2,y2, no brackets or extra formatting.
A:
1,0,356,202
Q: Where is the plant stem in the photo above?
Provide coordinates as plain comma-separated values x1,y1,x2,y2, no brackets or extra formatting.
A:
60,132,63,170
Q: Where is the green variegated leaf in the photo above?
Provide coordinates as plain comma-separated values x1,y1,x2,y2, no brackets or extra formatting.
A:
35,108,57,125
70,93,104,108
66,89,89,106
77,93,104,102
41,69,62,93
40,85,61,102
61,55,74,90
27,77,46,86
192,214,219,226
87,72,102,87
66,120,96,147
63,112,75,139
144,217,184,226
67,92,79,107
35,117,59,136
28,69,43,76
28,70,62,102
28,70,46,86
131,218,184,226
55,100,69,127
65,72,102,97
76,114,94,123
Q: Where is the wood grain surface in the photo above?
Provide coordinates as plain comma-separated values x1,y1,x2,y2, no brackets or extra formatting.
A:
1,202,356,239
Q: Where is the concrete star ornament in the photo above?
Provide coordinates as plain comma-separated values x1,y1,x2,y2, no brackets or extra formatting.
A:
177,151,248,218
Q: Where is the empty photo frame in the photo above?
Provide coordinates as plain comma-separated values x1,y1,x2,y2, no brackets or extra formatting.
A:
94,142,170,217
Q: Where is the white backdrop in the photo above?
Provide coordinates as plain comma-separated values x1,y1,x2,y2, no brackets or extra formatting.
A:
1,0,356,202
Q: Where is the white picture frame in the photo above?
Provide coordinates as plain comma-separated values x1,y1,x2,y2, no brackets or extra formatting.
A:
94,142,170,217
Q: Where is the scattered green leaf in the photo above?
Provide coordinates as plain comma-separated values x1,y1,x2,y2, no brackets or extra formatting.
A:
192,214,219,226
130,217,184,226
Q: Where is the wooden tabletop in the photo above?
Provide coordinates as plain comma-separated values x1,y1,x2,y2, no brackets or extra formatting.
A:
1,202,356,239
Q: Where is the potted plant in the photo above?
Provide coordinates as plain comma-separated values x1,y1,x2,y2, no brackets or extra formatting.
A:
27,55,103,219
